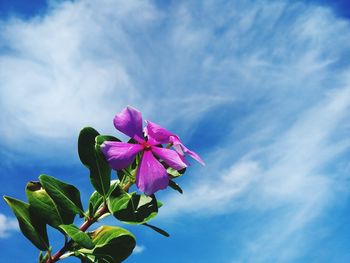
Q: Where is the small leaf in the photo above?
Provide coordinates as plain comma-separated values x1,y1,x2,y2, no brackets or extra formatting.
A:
26,182,75,229
168,180,183,194
74,252,95,263
59,224,94,249
107,186,130,213
167,167,186,178
108,181,123,196
88,181,120,218
116,169,124,181
40,252,49,262
107,187,159,224
38,251,43,263
88,202,94,219
90,226,135,263
95,135,120,150
87,191,103,218
117,168,136,187
78,127,111,197
143,223,170,237
39,174,84,216
3,196,49,250
117,155,138,185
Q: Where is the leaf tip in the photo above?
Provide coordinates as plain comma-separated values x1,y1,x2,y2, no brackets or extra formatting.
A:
3,195,9,203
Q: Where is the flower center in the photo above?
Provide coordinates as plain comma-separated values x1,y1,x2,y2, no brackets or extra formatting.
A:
142,141,152,151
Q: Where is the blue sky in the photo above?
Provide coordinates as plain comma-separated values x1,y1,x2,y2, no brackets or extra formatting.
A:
1,0,350,262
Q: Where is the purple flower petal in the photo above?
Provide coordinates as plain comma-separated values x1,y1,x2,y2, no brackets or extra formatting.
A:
136,151,169,195
114,106,144,142
145,120,174,144
146,120,205,165
178,152,190,166
151,146,187,170
171,137,205,166
101,141,143,170
184,148,205,166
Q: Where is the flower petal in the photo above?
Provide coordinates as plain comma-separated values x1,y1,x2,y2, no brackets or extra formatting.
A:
101,141,143,170
136,151,169,195
184,148,205,166
145,120,174,144
171,137,205,166
151,146,187,170
146,120,205,166
113,106,144,142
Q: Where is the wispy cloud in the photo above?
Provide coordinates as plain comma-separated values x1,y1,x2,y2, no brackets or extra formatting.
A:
1,0,350,262
162,81,350,263
133,245,145,254
0,0,158,147
0,214,18,238
163,85,350,211
158,2,350,262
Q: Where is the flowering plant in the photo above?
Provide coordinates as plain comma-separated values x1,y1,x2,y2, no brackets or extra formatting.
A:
3,106,203,263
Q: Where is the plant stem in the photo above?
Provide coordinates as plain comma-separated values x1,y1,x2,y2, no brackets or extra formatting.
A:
46,204,107,263
46,182,132,263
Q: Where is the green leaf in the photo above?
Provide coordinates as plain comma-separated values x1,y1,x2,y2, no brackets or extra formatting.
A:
168,180,183,194
39,251,49,263
142,223,170,237
26,181,75,229
117,168,136,187
78,127,112,197
38,251,43,262
87,180,121,218
90,226,135,263
59,224,94,249
116,145,139,184
74,252,95,263
39,174,84,217
3,196,49,250
95,135,120,150
116,170,124,182
107,186,159,224
88,202,94,219
167,167,186,178
87,191,103,218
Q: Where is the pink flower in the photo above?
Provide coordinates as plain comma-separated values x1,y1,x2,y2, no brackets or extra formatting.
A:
101,106,191,195
145,121,205,166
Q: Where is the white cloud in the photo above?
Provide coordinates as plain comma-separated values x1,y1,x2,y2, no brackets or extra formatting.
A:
133,245,145,254
162,82,350,263
0,0,150,145
0,0,235,155
155,2,350,262
0,1,349,141
0,214,18,238
162,160,261,216
1,0,350,262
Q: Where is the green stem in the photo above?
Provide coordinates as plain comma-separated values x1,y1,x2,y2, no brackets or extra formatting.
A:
46,204,107,263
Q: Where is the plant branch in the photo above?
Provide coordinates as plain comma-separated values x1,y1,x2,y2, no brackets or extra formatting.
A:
45,182,133,263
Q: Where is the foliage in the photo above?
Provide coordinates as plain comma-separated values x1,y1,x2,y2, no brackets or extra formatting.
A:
3,106,203,262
